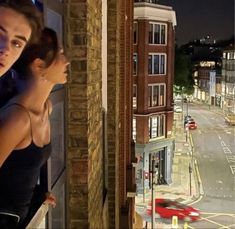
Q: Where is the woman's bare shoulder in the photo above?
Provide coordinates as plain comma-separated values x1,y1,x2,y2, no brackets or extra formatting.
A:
0,104,31,167
0,104,31,130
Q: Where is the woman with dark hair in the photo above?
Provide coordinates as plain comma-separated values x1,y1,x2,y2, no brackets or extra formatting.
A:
0,27,69,228
0,0,43,76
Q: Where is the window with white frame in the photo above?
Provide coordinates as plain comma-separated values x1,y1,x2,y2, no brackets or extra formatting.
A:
133,117,136,142
133,22,138,44
133,53,138,75
149,23,166,45
133,85,137,108
149,115,165,139
148,53,166,75
148,84,165,107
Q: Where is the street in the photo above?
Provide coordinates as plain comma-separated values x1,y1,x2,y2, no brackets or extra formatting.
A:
135,101,235,229
186,102,235,229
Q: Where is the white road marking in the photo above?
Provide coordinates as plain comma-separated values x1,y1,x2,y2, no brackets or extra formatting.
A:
230,165,235,175
221,141,226,146
223,147,232,154
226,155,235,163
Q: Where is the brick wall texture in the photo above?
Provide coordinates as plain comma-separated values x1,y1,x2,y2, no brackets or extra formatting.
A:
66,0,103,228
66,0,135,228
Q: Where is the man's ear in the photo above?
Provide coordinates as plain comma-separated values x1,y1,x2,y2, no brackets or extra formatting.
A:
31,58,45,76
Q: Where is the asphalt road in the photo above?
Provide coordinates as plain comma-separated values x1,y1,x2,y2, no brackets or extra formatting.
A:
186,102,235,228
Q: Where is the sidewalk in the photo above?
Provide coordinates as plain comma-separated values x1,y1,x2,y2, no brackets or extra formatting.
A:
135,112,200,228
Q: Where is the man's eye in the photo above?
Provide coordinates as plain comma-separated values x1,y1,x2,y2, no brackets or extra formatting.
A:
12,40,23,48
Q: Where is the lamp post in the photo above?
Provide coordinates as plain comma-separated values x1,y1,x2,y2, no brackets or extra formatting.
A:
189,163,192,196
151,156,156,229
186,96,189,116
143,152,145,203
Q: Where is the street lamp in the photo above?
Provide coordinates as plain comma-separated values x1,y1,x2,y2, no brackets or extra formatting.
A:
189,162,192,196
151,156,156,229
186,96,189,116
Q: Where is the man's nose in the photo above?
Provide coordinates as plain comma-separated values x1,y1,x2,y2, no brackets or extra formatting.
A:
0,39,10,56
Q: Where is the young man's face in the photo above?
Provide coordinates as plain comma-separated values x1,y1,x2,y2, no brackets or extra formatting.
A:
0,7,32,76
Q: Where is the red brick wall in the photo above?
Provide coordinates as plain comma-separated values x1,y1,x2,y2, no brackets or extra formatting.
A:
134,17,175,141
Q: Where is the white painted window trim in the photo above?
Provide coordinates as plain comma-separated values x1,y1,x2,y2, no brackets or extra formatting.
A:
149,114,166,139
148,53,167,76
149,22,167,45
148,83,166,108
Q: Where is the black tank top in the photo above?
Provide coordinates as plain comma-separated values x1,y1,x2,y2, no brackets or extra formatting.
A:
0,104,51,222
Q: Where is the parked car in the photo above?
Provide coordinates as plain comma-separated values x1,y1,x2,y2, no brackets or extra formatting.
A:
186,120,197,130
146,198,200,221
174,106,182,113
184,115,192,126
174,97,182,103
184,115,192,122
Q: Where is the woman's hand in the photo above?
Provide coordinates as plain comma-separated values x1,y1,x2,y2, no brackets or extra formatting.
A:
43,192,56,208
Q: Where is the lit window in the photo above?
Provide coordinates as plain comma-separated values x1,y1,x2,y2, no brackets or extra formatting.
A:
133,117,136,142
133,85,137,108
149,115,165,139
148,84,165,107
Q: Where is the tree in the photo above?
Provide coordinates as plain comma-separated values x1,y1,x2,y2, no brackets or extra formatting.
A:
174,46,194,95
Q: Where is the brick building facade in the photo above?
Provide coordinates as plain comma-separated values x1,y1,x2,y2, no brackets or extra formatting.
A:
133,2,176,193
29,0,135,228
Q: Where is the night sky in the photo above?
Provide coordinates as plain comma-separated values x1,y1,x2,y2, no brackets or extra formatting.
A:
159,0,234,45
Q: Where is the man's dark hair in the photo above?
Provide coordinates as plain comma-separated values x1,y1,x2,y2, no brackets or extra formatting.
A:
0,0,43,45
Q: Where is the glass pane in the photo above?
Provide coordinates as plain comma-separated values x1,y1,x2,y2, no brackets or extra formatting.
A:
160,85,164,106
161,25,166,44
153,86,159,106
50,101,65,186
160,55,165,74
133,118,136,141
154,55,160,74
148,55,153,74
149,24,153,44
134,22,138,44
151,117,157,138
154,24,160,44
133,85,137,108
133,54,137,75
148,86,152,107
51,175,66,228
160,115,164,136
46,8,63,44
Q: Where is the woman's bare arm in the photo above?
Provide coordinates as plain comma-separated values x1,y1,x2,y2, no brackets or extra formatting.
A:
0,106,30,167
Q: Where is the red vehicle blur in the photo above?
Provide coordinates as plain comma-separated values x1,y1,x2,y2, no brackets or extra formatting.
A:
185,119,197,130
146,198,200,221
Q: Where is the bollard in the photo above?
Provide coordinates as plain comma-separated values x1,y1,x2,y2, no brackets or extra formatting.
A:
171,216,178,229
183,221,188,229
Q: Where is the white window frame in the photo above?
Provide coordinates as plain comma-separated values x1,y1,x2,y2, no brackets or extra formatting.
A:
148,53,167,75
149,22,167,45
148,83,166,108
149,115,165,139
